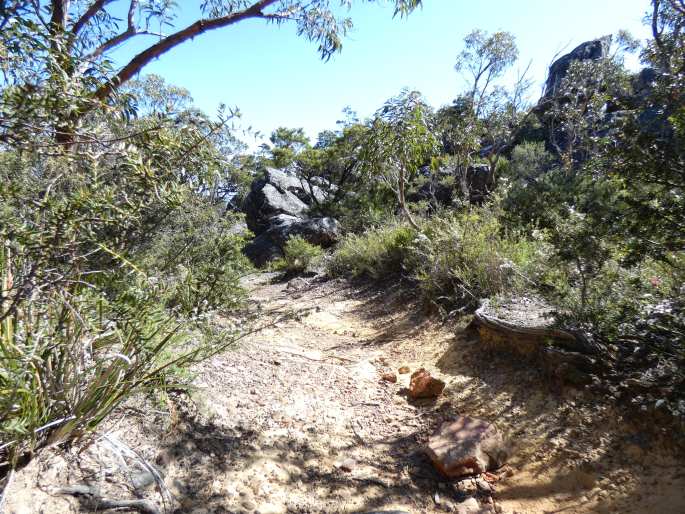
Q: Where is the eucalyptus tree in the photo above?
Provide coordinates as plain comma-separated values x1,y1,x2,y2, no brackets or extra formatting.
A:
0,0,424,144
264,126,311,168
365,89,439,229
454,29,518,118
450,29,529,190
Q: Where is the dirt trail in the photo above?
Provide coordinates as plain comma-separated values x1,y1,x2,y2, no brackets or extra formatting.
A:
4,274,685,514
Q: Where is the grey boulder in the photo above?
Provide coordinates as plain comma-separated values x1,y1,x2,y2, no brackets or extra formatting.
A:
244,181,308,235
543,36,612,99
242,215,340,267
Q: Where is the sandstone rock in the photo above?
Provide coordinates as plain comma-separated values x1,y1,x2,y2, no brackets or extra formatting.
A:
398,366,410,374
475,477,493,494
243,168,334,235
242,215,340,267
242,232,286,267
408,368,445,399
381,372,397,383
244,182,308,235
335,458,355,472
425,417,508,478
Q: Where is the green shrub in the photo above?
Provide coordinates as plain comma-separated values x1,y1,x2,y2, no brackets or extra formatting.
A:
408,209,545,310
0,95,250,470
0,232,191,469
328,204,547,311
327,222,417,279
275,236,323,274
137,195,253,316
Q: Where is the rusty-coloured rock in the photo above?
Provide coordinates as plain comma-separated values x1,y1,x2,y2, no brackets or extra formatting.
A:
408,368,445,399
398,366,411,374
381,372,397,383
425,416,507,478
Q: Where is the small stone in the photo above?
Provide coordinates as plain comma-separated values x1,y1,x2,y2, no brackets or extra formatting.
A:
381,372,397,383
131,470,156,490
409,368,446,399
336,458,355,472
475,478,493,494
455,497,480,514
457,478,478,495
398,366,411,374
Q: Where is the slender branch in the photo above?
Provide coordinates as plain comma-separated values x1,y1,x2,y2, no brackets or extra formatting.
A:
84,1,139,62
651,0,666,61
71,0,116,35
94,0,279,101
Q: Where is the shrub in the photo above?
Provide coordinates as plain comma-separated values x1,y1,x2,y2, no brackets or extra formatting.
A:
136,195,253,316
408,209,545,310
0,226,193,469
0,92,250,471
328,204,547,312
275,236,323,274
327,222,417,279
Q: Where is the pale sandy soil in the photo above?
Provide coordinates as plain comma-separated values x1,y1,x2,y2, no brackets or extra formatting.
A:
3,273,685,514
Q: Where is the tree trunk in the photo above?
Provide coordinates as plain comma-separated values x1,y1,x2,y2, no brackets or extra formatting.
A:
398,172,420,230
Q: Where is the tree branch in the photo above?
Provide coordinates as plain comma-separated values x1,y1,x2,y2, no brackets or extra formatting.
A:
94,0,279,101
72,0,116,35
84,0,139,61
652,0,664,50
50,0,69,32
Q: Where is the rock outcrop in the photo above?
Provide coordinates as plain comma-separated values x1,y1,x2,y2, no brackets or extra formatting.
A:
406,163,494,209
241,168,340,266
474,296,604,387
243,169,310,235
542,36,612,99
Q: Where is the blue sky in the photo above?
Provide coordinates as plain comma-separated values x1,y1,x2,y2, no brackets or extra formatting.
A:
113,0,652,145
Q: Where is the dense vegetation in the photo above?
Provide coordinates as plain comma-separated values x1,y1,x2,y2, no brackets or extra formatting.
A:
0,0,683,479
248,3,684,424
0,0,422,474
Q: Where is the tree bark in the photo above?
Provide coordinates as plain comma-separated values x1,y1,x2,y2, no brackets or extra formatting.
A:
72,0,115,35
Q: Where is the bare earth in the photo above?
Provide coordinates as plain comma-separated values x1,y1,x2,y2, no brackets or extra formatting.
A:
4,273,685,514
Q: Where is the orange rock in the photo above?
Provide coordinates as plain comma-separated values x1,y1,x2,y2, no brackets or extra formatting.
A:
398,366,411,374
381,372,397,383
483,471,499,483
408,368,445,399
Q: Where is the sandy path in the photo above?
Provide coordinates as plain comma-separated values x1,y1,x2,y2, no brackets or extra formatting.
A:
4,273,685,514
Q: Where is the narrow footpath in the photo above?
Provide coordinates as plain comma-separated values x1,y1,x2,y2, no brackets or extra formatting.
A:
5,274,685,514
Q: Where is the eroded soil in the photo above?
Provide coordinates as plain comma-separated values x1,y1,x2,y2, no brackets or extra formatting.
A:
4,273,685,514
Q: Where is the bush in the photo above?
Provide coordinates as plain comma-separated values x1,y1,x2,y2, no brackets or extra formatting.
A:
0,85,250,470
136,195,253,316
408,209,545,310
328,204,546,311
275,236,324,274
327,222,417,279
